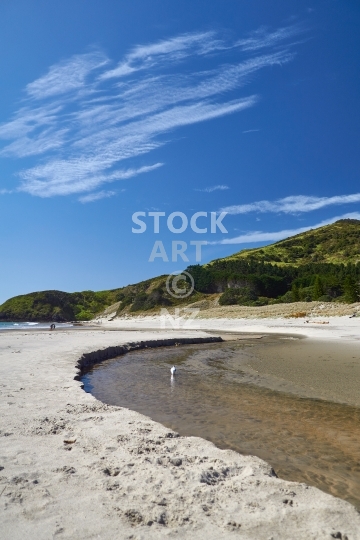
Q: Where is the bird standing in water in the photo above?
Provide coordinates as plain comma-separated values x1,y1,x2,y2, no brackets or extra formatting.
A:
170,366,176,376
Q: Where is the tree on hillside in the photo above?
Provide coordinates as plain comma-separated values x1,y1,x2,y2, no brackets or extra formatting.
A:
291,283,300,302
343,275,359,303
313,275,324,300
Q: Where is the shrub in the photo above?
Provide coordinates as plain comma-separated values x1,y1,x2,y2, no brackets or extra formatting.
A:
76,310,93,321
130,293,148,312
256,296,269,306
278,291,294,303
317,294,332,302
219,287,258,306
219,288,241,305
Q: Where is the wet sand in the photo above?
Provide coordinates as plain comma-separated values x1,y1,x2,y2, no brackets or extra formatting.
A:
242,337,360,407
82,337,360,509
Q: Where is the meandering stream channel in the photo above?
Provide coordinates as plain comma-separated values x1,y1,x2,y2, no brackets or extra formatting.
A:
81,336,360,509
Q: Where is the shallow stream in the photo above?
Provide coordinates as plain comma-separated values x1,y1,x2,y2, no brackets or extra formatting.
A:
82,338,360,509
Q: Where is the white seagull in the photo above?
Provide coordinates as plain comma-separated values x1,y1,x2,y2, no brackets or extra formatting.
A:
170,366,176,376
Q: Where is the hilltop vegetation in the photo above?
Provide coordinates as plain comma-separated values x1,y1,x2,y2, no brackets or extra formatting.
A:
116,219,360,310
187,220,360,307
218,219,360,266
0,219,359,321
0,289,121,322
0,276,206,322
187,259,359,306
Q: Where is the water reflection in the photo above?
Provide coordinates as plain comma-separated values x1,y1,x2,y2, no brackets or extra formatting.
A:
82,340,360,509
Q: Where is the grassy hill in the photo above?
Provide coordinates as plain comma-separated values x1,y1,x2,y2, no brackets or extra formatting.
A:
0,275,207,322
1,219,359,321
210,219,360,267
187,219,360,307
0,289,121,322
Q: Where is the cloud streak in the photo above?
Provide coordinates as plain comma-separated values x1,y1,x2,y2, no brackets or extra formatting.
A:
79,190,116,203
221,193,360,215
196,185,229,192
236,24,304,52
19,163,162,197
100,31,224,80
26,51,108,99
0,26,303,198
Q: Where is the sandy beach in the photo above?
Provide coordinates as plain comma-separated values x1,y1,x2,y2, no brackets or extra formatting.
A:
1,320,360,539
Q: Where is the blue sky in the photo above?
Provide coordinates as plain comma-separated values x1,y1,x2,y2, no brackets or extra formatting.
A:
1,0,360,303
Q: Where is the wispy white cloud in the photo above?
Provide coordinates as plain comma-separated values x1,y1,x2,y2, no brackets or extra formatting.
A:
19,163,162,197
79,190,116,203
217,212,360,245
100,32,224,80
236,24,304,52
1,128,68,158
242,129,259,134
196,185,229,193
26,51,108,99
0,189,12,195
0,26,303,198
221,193,360,215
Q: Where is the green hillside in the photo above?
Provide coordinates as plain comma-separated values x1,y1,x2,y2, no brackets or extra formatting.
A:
0,275,205,322
1,219,359,321
186,219,360,306
214,219,360,266
0,289,121,322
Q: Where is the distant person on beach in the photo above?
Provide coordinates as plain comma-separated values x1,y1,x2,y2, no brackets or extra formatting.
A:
50,324,56,330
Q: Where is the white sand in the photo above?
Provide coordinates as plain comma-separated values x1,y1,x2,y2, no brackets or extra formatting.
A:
98,312,360,342
1,323,360,539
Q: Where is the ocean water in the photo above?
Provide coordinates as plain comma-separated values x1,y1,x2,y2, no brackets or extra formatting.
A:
0,321,73,330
